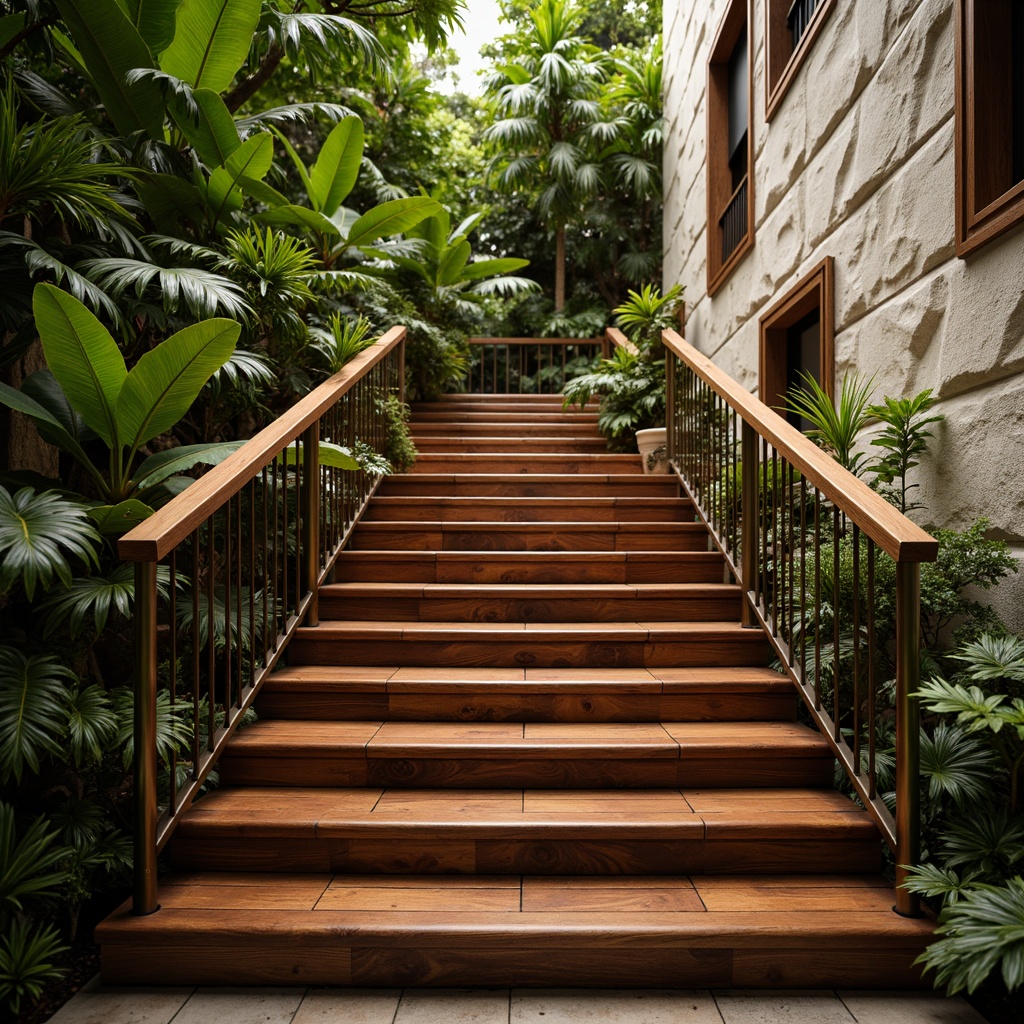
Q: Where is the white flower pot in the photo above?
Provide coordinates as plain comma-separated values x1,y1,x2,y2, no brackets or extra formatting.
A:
636,427,668,474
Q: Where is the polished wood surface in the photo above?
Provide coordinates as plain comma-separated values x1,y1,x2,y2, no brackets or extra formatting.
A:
100,391,932,989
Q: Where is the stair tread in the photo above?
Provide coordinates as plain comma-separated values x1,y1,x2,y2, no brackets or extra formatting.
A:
264,664,788,694
223,720,828,758
319,583,738,598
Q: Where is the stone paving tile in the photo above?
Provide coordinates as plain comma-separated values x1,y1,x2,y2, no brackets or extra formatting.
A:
291,988,402,1023
838,992,990,1024
712,990,855,1023
394,988,510,1024
46,976,194,1024
171,987,304,1024
511,988,722,1022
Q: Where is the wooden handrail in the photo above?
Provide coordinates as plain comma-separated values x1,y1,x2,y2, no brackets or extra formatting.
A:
119,327,406,563
605,326,639,355
662,328,937,564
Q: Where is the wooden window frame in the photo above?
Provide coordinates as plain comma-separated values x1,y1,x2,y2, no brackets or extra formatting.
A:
758,256,835,415
765,0,837,121
955,0,1024,256
707,0,754,297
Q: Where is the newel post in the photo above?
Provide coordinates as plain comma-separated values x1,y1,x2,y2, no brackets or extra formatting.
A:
894,560,922,916
132,560,159,915
740,421,759,629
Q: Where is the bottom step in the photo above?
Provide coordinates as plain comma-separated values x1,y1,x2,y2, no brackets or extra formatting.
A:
98,873,933,988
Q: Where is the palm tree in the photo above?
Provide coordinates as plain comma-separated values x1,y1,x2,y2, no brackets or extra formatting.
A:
484,0,606,311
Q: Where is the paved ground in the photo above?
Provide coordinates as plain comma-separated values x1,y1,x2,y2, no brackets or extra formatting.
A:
49,981,988,1024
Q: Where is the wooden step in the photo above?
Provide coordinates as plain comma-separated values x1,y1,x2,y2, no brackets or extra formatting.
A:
166,788,879,876
379,473,681,498
316,582,741,622
408,454,642,474
215,721,829,789
363,496,691,523
411,421,602,435
97,870,931,988
332,551,728,584
348,521,710,553
413,395,579,409
412,438,611,454
256,666,796,722
288,619,769,669
412,411,601,424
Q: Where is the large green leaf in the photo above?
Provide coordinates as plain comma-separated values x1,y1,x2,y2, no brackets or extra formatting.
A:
0,648,77,784
310,116,363,217
460,257,531,281
438,238,472,287
206,131,273,224
133,440,244,490
87,499,154,536
0,382,95,473
21,371,95,449
344,197,442,250
32,284,126,448
115,0,181,55
271,127,314,205
277,441,359,471
136,173,206,233
254,204,340,237
160,0,261,93
0,13,25,49
116,319,239,452
54,0,164,139
169,86,240,167
0,487,100,600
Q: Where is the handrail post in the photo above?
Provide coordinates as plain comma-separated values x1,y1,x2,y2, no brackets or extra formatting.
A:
740,420,758,628
398,334,406,406
894,560,922,917
665,349,676,466
302,422,320,627
132,560,159,915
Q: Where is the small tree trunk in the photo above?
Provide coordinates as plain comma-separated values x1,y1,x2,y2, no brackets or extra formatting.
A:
554,224,566,312
0,336,58,477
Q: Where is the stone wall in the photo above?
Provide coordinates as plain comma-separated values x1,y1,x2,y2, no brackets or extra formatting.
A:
663,0,1024,630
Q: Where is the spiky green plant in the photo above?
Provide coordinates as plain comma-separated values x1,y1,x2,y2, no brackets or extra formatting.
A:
784,371,874,475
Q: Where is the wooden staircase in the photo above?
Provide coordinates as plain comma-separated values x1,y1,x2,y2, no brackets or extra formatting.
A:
97,393,933,988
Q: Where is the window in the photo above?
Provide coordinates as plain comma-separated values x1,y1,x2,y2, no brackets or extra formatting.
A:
707,0,754,296
765,0,836,120
955,0,1024,256
758,257,835,425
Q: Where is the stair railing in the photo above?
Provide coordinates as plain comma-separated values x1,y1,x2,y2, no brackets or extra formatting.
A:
118,327,406,915
465,337,606,393
662,328,937,917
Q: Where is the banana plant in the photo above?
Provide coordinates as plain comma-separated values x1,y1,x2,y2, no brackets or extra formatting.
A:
0,284,240,527
256,116,442,267
375,203,536,311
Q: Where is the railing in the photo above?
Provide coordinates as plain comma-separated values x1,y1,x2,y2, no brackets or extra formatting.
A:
663,328,937,917
604,325,638,356
465,337,606,393
119,327,406,915
789,0,821,50
719,176,748,264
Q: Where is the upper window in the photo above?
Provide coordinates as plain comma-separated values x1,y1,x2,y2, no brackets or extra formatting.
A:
758,257,835,426
707,0,754,296
765,0,836,120
955,0,1024,256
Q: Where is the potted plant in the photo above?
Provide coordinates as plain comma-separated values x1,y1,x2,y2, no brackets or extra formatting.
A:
562,284,683,471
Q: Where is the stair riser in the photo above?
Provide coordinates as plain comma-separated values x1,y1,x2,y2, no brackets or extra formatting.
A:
348,527,709,553
316,595,740,622
411,422,603,435
101,940,928,989
379,478,682,498
169,831,872,876
216,754,832,790
408,456,642,474
333,555,727,584
413,440,611,454
363,503,688,522
287,637,770,669
255,691,796,722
